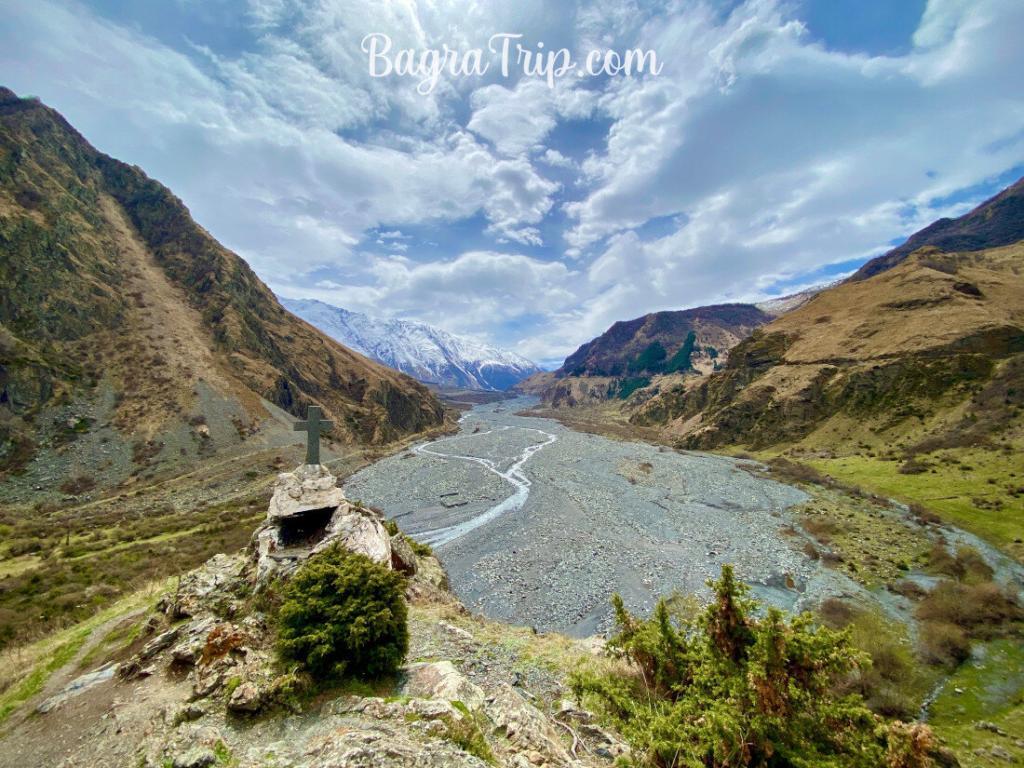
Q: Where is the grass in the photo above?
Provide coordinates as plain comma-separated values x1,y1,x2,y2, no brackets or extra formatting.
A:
0,578,167,727
791,488,932,587
443,708,496,764
928,639,1024,764
806,448,1024,562
77,614,145,669
0,496,265,649
0,625,91,724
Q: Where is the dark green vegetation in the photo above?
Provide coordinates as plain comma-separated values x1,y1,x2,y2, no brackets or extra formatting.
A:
560,304,767,378
276,544,408,679
573,567,953,768
616,376,652,400
625,333,699,377
665,331,697,373
0,86,446,482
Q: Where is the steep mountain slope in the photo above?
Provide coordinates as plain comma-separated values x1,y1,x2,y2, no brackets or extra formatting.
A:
0,88,446,486
558,303,770,378
632,242,1024,454
850,176,1024,281
282,298,541,391
518,303,771,408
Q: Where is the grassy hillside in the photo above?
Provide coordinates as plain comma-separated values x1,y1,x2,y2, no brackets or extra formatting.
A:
0,87,447,488
629,243,1023,561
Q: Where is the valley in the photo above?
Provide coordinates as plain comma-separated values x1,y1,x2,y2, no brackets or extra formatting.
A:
1,82,1022,767
345,398,1023,638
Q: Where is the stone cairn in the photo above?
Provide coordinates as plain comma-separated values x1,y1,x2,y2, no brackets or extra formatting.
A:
252,462,393,586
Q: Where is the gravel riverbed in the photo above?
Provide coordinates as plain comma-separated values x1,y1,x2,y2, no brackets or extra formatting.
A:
344,398,856,636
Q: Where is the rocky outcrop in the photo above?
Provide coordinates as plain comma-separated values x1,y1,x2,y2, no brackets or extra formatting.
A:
486,683,579,766
83,529,618,768
266,463,347,520
17,458,618,768
252,464,392,585
401,661,486,711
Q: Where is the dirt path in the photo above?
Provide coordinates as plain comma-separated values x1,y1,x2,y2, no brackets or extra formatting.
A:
3,608,147,735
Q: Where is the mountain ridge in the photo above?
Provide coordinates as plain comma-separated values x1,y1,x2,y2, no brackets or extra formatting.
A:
0,87,447,487
850,176,1024,281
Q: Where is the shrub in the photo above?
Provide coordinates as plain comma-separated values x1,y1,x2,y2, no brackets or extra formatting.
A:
59,475,96,495
276,544,408,679
918,621,970,666
897,458,929,475
953,546,994,584
916,581,1022,634
571,566,897,767
629,341,668,374
408,538,433,557
818,600,921,719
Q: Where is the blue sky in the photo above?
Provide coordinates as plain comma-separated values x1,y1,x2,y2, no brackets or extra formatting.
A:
3,0,1024,367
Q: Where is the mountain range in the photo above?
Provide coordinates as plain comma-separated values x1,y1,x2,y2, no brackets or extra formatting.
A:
0,88,447,492
516,287,832,407
630,180,1024,455
282,298,541,391
521,176,1023,567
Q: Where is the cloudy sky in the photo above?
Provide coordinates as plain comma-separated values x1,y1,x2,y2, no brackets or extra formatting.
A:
3,0,1024,366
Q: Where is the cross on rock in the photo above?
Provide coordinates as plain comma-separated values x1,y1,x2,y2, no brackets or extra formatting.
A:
294,405,333,466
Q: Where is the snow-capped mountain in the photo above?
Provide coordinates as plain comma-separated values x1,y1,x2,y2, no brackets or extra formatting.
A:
282,298,542,391
754,281,839,317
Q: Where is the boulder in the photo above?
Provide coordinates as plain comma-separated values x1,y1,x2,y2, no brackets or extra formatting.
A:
400,661,486,712
141,627,180,660
36,662,117,714
165,554,248,619
313,506,392,564
390,533,418,575
171,748,216,768
485,683,576,766
253,465,392,586
227,681,263,713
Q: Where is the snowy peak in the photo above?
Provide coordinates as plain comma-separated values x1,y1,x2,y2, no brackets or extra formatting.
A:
282,298,541,391
754,281,838,317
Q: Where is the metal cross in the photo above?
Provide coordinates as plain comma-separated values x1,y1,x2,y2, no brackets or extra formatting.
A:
294,405,333,466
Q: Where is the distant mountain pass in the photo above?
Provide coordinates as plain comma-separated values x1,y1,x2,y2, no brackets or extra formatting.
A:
282,299,541,391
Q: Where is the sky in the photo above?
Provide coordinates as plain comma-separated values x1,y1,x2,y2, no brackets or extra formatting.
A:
3,0,1024,368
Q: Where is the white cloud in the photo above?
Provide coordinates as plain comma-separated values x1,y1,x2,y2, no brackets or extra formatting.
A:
540,148,575,169
468,78,597,156
282,250,577,341
2,0,1023,363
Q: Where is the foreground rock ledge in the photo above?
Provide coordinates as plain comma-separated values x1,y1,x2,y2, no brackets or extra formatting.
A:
9,463,623,768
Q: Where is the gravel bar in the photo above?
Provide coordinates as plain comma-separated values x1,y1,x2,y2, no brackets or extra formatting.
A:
344,397,855,636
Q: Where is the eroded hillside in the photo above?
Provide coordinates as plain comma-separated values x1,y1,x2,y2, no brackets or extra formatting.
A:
0,88,448,491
